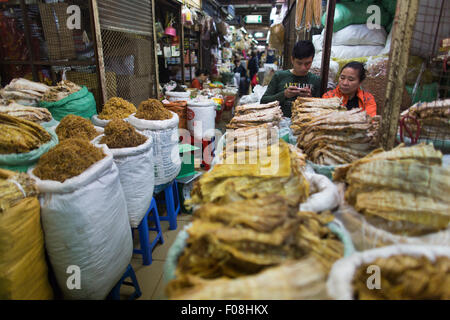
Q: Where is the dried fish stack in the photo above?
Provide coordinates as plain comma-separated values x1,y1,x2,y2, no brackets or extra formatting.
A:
0,102,52,123
291,97,380,165
166,199,344,298
186,140,309,208
400,99,450,141
334,143,450,236
0,113,51,154
227,101,283,129
41,80,82,102
0,78,49,106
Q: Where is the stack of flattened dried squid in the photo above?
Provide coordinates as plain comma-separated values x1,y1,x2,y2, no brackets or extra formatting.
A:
0,78,49,106
400,99,450,140
291,97,380,165
0,101,52,123
227,101,283,129
334,143,450,236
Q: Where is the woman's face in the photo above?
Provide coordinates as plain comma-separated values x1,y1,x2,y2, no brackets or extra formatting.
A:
339,67,361,96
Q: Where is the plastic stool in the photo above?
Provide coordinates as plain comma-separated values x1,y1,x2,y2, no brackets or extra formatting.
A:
158,180,180,230
107,264,141,300
133,197,164,265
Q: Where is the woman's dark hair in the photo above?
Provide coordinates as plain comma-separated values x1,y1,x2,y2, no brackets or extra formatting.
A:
195,69,209,77
292,40,315,60
341,62,366,82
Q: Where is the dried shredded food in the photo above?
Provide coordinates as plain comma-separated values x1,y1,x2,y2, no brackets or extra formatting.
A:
33,138,105,182
135,98,172,120
100,119,147,149
0,113,51,154
56,114,100,141
98,97,137,120
352,255,450,300
41,80,81,102
0,168,38,212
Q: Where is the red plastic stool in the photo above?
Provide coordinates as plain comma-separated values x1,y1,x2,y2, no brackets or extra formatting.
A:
190,135,215,171
224,96,235,111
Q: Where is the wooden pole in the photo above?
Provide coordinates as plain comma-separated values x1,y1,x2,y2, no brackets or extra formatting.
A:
320,0,336,96
152,0,160,98
380,0,419,150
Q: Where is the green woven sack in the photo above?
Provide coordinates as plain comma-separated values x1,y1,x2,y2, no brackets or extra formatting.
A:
39,86,97,121
322,2,390,32
0,128,59,173
406,83,439,104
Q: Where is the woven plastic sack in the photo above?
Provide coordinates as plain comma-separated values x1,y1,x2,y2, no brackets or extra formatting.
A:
327,244,450,300
39,86,97,121
316,24,387,47
128,112,181,186
0,128,58,173
0,173,53,299
27,145,133,300
92,135,155,228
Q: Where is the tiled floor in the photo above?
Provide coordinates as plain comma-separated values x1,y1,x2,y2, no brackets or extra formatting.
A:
121,211,193,300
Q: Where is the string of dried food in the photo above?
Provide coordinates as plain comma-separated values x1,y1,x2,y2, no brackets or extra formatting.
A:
55,114,100,141
305,0,313,31
313,0,322,28
0,113,51,154
99,119,147,149
0,168,38,212
295,0,306,29
33,138,105,182
352,255,450,300
98,97,137,120
135,98,172,120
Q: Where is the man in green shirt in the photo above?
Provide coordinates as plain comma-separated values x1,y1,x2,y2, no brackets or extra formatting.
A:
261,40,321,118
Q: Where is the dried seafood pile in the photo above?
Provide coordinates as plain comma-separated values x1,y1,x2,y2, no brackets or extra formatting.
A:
33,138,105,182
291,97,380,165
166,197,344,298
41,80,81,102
0,168,38,212
334,143,450,236
55,114,100,142
352,255,450,300
186,140,309,208
0,78,49,106
0,114,51,154
227,101,283,129
135,98,172,120
99,119,147,149
400,99,450,141
0,101,52,123
98,97,137,120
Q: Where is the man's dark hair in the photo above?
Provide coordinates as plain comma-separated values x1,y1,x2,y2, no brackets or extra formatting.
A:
195,69,209,77
341,61,366,82
292,40,315,60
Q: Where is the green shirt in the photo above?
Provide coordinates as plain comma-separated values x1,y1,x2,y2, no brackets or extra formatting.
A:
260,70,321,118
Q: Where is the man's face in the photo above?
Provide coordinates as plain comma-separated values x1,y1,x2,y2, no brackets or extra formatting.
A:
291,56,313,76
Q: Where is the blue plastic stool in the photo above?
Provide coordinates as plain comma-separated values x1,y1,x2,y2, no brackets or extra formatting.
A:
133,197,164,265
107,264,141,300
157,180,180,230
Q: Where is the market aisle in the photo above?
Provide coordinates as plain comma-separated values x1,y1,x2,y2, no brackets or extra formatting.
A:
119,211,193,300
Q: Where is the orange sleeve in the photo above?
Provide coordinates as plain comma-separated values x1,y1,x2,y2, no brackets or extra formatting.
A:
191,79,202,90
364,93,377,117
322,89,336,99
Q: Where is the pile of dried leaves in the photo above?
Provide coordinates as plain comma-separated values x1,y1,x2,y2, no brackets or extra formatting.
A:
56,114,100,142
98,97,137,120
100,119,147,149
135,98,172,120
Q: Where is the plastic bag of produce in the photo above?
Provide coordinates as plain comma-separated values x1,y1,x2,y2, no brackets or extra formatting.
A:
330,45,385,60
0,128,59,173
315,24,387,47
0,169,53,300
27,145,133,300
128,112,181,186
92,135,155,228
39,86,97,121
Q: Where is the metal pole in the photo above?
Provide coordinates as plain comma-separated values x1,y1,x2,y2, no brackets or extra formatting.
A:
320,0,336,96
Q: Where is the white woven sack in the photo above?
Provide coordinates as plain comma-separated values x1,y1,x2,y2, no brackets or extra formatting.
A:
330,45,385,59
127,112,181,186
92,135,155,228
327,244,450,300
300,171,340,213
27,145,133,300
166,91,190,102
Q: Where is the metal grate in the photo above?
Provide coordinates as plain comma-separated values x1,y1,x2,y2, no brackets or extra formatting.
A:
98,0,157,107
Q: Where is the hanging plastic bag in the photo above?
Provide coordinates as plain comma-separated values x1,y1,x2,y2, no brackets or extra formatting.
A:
182,6,193,26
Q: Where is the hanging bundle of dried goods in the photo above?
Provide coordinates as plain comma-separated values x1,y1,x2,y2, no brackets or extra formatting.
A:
304,0,313,31
33,138,105,183
99,119,147,149
400,99,450,141
98,97,137,120
352,255,450,300
0,102,52,123
313,0,322,28
291,97,380,165
55,114,100,141
0,114,51,154
41,80,82,102
295,0,306,29
334,143,450,236
135,98,173,120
